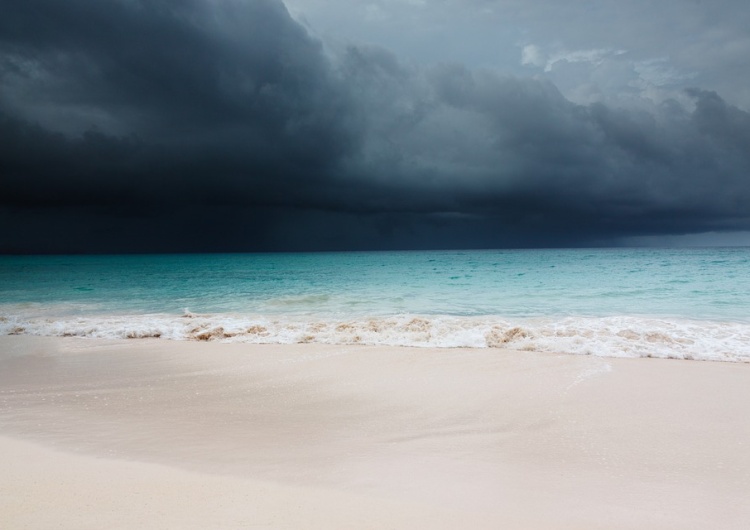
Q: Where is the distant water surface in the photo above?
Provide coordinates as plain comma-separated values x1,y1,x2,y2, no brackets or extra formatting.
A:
1,249,749,361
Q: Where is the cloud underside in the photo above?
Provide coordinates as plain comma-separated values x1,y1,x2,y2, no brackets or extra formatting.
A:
1,0,749,252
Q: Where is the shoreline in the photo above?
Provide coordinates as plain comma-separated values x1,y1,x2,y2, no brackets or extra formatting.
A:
1,336,749,528
3,311,750,362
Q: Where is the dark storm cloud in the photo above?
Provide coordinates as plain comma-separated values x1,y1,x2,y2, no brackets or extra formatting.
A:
1,0,749,252
339,55,750,235
1,1,360,213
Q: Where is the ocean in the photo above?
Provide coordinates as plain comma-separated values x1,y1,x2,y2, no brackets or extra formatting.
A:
1,248,749,362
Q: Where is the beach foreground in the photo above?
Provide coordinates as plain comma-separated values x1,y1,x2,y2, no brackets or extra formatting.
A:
1,336,748,529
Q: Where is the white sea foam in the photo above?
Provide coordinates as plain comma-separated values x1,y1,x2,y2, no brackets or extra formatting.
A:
2,309,749,363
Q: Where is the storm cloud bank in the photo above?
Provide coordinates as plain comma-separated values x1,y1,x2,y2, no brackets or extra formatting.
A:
1,0,749,252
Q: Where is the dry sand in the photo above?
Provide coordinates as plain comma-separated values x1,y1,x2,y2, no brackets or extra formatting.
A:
0,335,748,529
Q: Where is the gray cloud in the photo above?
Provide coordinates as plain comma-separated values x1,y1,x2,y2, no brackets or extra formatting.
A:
289,0,750,110
1,0,749,252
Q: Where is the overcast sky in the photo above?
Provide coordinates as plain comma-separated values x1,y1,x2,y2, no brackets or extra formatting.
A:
2,0,749,252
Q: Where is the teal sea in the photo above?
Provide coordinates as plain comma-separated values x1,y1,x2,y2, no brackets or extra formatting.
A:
1,248,749,361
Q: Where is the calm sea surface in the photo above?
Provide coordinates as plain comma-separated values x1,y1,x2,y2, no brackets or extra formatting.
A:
1,249,749,361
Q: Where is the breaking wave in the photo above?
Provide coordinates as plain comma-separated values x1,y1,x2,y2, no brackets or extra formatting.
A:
2,310,749,363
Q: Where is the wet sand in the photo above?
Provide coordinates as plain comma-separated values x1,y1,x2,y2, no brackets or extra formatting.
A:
1,336,748,529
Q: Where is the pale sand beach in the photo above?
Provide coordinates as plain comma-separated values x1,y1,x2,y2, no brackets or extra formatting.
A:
1,336,748,529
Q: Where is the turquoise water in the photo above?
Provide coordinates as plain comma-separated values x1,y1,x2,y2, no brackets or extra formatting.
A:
1,249,749,361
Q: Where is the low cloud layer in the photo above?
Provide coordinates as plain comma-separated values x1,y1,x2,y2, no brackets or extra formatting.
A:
2,0,749,252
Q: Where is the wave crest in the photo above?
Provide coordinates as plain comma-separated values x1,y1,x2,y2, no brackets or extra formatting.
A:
2,311,749,363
